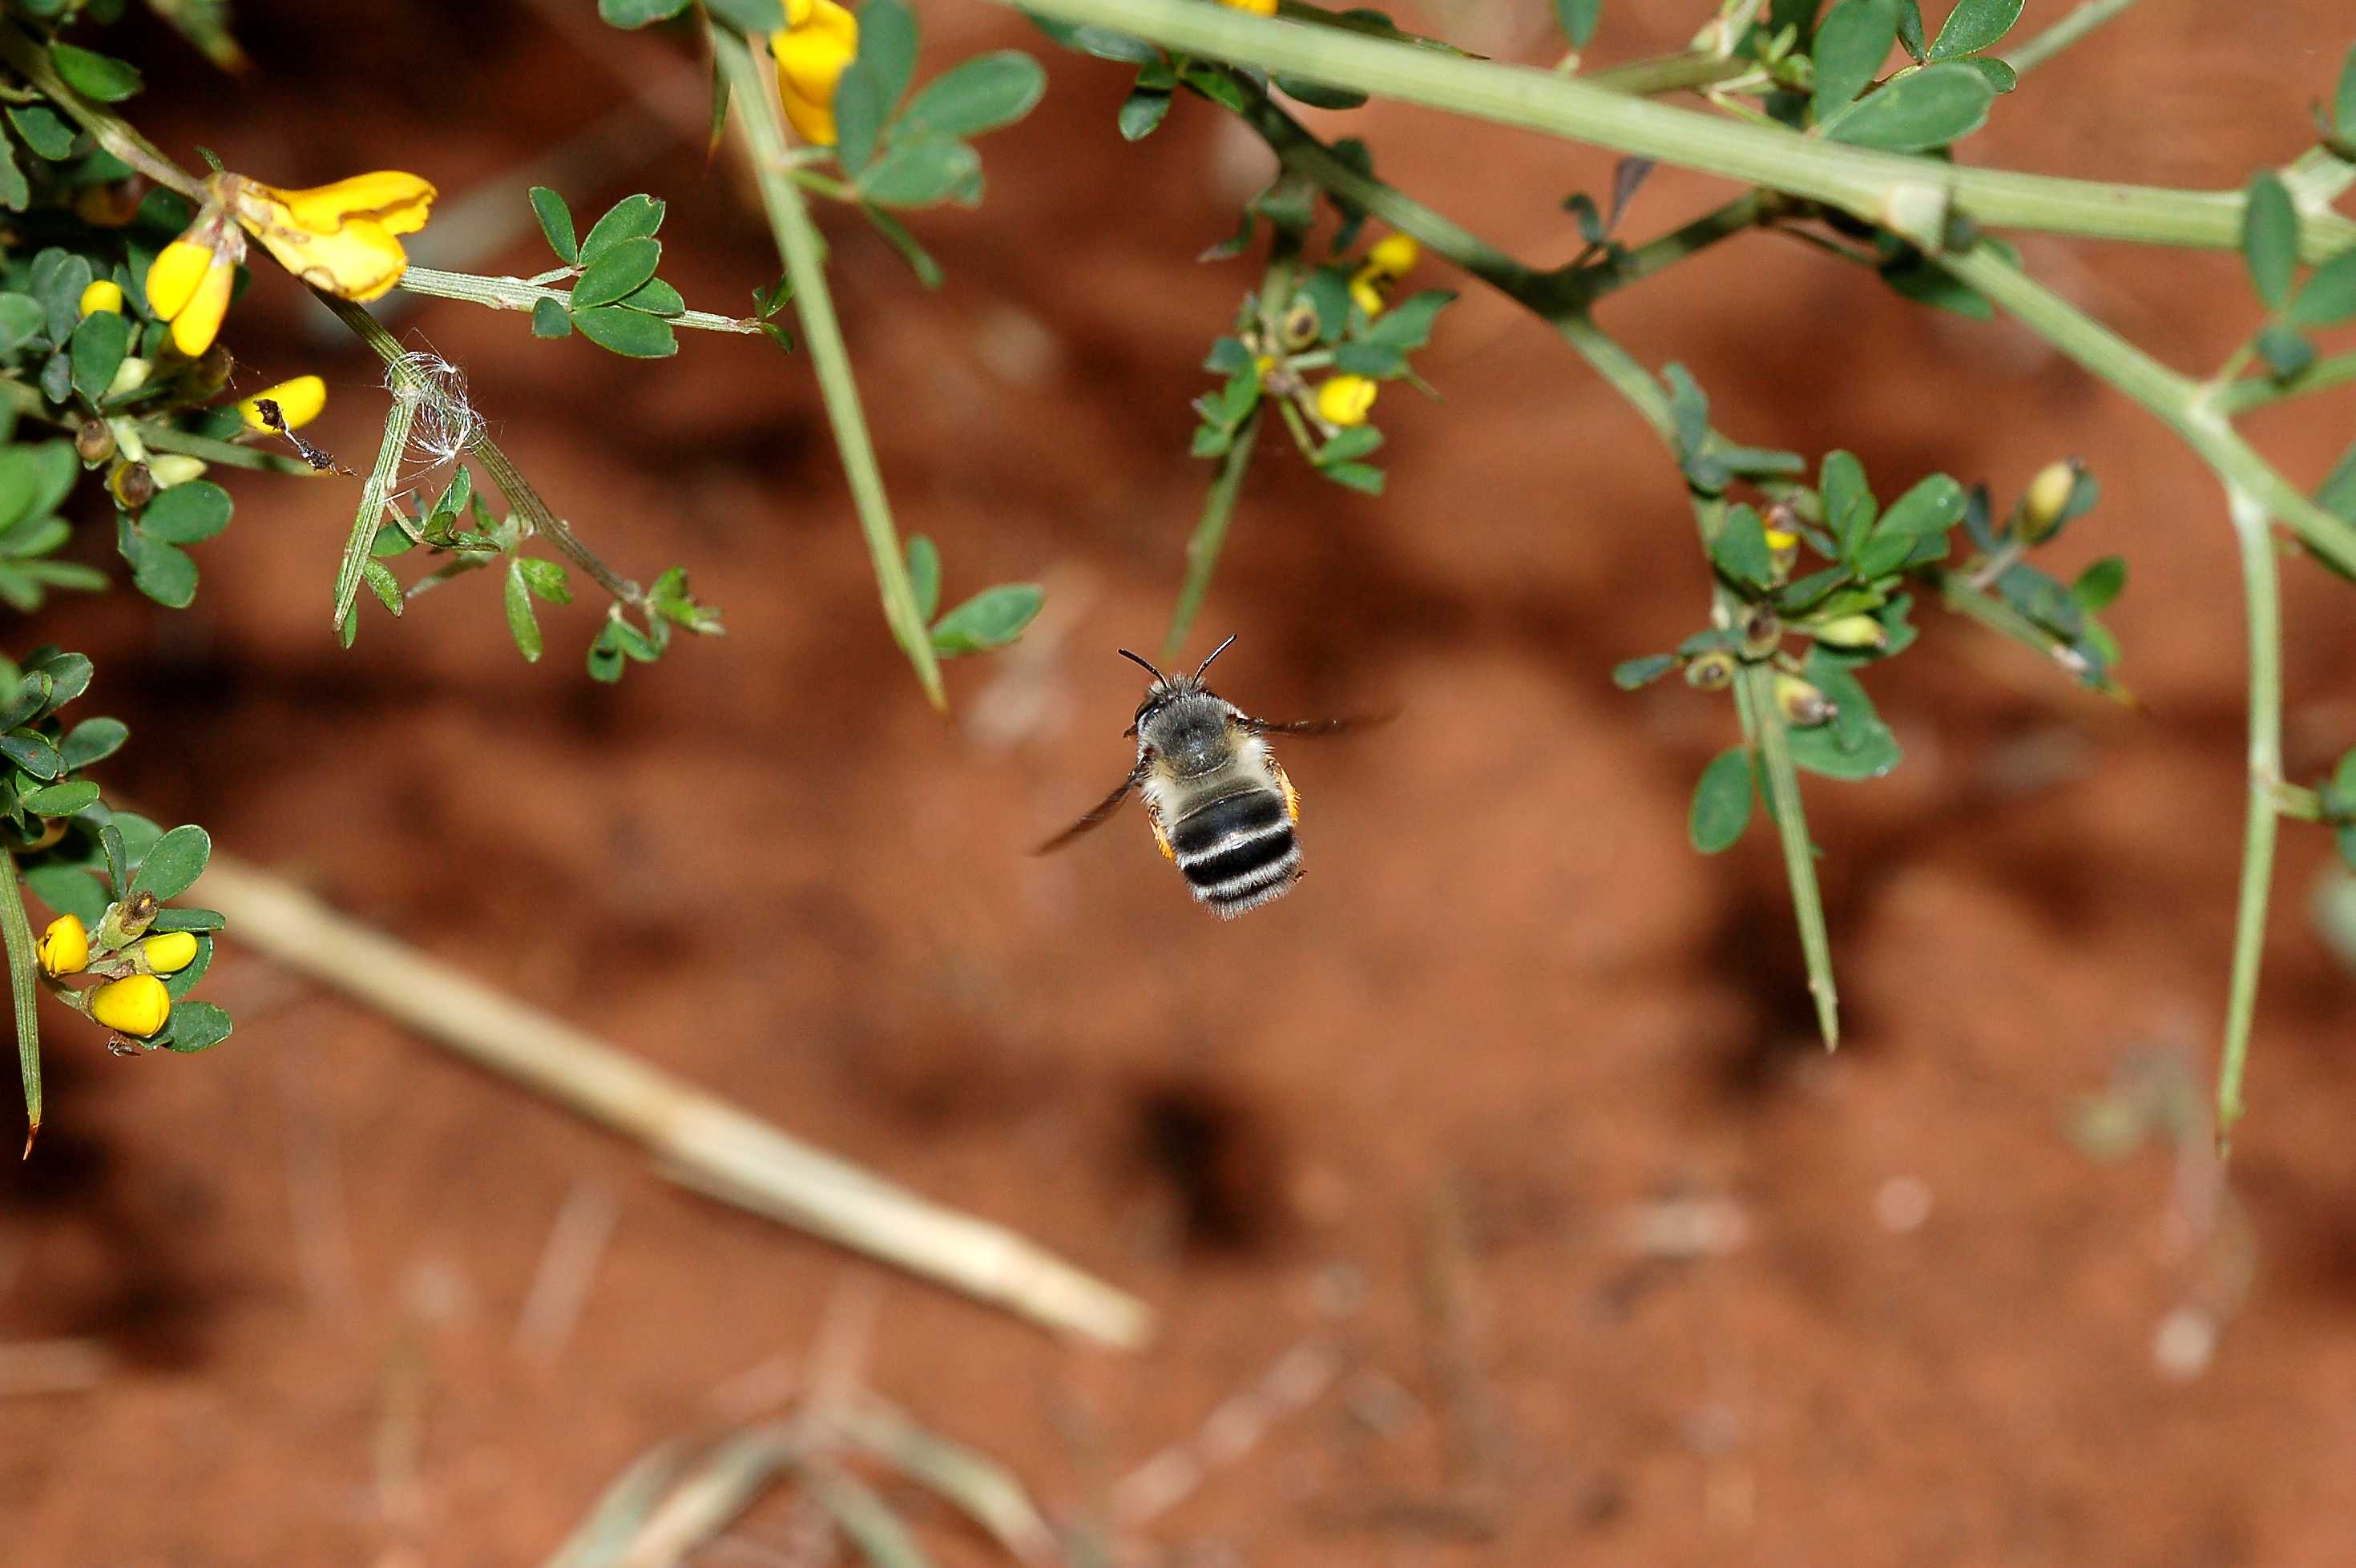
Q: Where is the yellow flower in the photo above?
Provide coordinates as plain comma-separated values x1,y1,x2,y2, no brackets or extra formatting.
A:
1315,373,1378,427
1366,233,1421,277
37,915,88,978
1763,526,1799,551
2020,457,2082,542
1216,0,1279,14
238,374,326,432
773,0,860,147
91,974,171,1038
146,233,239,357
1810,614,1887,649
78,280,124,317
215,170,437,304
1349,270,1388,318
141,932,200,974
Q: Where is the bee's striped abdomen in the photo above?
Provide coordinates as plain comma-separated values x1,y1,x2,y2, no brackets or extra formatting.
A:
1170,789,1300,918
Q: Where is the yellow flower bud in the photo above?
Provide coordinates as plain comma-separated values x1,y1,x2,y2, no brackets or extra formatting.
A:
772,0,860,145
1348,270,1388,318
141,932,200,974
1773,673,1837,727
1366,232,1421,277
106,356,150,400
38,914,88,977
1315,373,1378,428
146,235,238,357
2020,458,2083,542
1216,0,1278,13
1811,614,1888,649
91,975,171,1038
1763,526,1799,552
1685,650,1737,691
238,373,326,432
147,454,208,489
78,280,125,317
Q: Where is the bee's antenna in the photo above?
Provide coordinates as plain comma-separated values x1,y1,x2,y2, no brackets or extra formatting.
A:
1194,634,1238,680
1116,647,1167,683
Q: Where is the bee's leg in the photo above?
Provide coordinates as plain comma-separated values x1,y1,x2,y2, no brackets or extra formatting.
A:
1269,756,1301,822
1144,794,1176,861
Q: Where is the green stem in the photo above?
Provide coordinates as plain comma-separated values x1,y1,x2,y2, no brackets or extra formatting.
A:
1163,408,1261,667
1998,0,2143,76
1583,191,1778,298
1936,245,2356,575
3,851,41,1153
1737,662,1839,1048
0,23,200,200
333,387,417,634
1005,0,2356,262
2215,350,2356,416
712,25,942,709
2215,486,2283,1155
138,424,325,477
397,266,763,336
1583,50,1755,98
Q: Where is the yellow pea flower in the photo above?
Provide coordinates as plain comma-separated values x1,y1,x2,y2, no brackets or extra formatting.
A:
37,914,88,978
215,170,437,304
1315,373,1378,427
1366,232,1421,277
1216,0,1279,14
2020,457,2083,542
78,280,124,317
142,932,200,974
1349,271,1388,318
146,232,240,357
773,0,860,147
1763,526,1799,551
91,974,171,1038
237,374,327,432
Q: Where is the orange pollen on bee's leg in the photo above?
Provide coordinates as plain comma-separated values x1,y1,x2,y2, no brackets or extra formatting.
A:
1153,823,1176,861
1279,768,1301,822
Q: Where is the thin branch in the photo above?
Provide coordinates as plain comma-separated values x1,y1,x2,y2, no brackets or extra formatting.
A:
1999,0,2144,77
2215,486,2283,1155
1164,407,1262,667
3,853,40,1153
397,265,764,337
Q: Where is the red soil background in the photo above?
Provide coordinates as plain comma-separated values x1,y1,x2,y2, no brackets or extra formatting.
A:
6,2,2356,1562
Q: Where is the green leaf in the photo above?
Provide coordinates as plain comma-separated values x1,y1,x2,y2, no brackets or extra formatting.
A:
1553,0,1603,46
597,0,691,22
1363,288,1454,353
118,522,198,609
905,534,942,623
49,42,143,103
1,729,59,779
1712,503,1776,591
930,583,1044,655
59,716,127,769
531,296,573,337
361,559,401,616
1821,449,1878,556
1894,0,1926,58
1316,425,1384,466
1689,748,1756,853
1785,652,1902,780
1274,75,1369,111
704,0,785,29
857,135,983,208
902,52,1048,140
504,561,543,663
130,824,211,901
2256,323,2315,379
150,907,226,933
159,1000,231,1054
140,481,232,544
620,278,685,316
1878,250,1994,317
0,135,22,214
857,0,920,110
1811,0,1897,121
5,105,76,160
2287,250,2356,329
1874,472,1965,538
99,820,128,900
858,203,942,289
579,194,665,262
1926,0,2021,59
2241,170,2298,312
2324,748,2356,820
1119,88,1173,140
1823,61,1994,151
0,293,45,355
69,308,131,405
572,304,678,358
26,863,106,927
1664,361,1709,456
1612,653,1676,691
1322,461,1386,495
529,186,579,264
1955,54,2015,93
834,62,890,175
21,778,97,816
571,236,661,308
2071,555,2127,611
2338,39,2356,138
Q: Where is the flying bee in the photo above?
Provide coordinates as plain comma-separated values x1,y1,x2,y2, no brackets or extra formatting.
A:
1036,636,1379,917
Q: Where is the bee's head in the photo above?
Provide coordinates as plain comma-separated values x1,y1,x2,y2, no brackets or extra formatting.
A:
1119,636,1237,736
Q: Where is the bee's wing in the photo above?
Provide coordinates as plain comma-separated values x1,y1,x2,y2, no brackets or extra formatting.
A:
1034,768,1144,855
1240,709,1395,738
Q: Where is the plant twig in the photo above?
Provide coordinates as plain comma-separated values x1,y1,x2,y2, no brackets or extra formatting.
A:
2215,486,2282,1155
398,265,764,336
1737,663,1838,1046
709,24,945,710
1999,0,2144,77
193,852,1152,1348
1000,0,2356,262
3,853,40,1153
1164,407,1261,667
2214,351,2356,416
